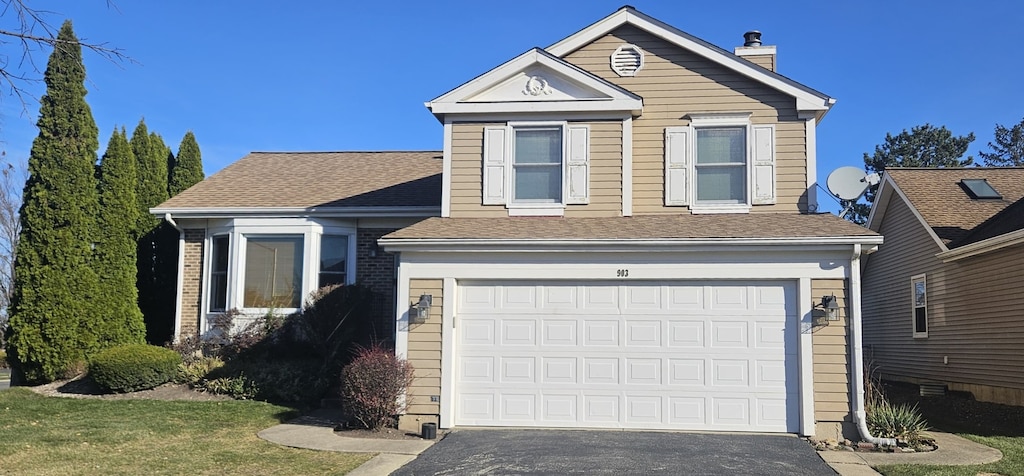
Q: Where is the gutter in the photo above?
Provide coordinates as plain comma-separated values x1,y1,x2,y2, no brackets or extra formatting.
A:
150,206,440,219
849,243,898,446
380,236,884,252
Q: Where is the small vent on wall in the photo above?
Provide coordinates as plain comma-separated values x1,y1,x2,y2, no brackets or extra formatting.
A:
611,44,644,77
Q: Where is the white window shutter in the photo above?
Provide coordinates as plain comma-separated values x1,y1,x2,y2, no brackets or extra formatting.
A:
752,124,776,205
482,127,507,205
664,127,690,206
565,125,590,204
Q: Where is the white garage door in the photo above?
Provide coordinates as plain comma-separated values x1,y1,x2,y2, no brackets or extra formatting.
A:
454,281,799,432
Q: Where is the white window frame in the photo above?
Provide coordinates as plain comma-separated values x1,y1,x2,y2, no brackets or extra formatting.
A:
688,113,753,214
506,121,568,216
911,273,928,338
201,218,357,334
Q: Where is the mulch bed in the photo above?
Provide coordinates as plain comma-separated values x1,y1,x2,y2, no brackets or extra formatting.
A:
883,380,1024,437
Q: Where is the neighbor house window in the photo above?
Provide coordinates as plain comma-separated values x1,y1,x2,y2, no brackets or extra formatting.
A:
912,274,927,338
695,127,746,204
318,235,348,288
512,126,562,203
243,235,303,308
209,235,229,312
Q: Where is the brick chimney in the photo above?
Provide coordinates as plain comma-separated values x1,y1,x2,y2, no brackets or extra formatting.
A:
734,30,777,72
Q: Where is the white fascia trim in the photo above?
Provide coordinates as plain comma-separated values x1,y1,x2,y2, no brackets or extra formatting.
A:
430,99,642,115
802,114,818,212
150,206,440,219
622,117,633,216
447,111,633,123
546,9,832,114
428,48,642,109
865,175,947,252
439,277,456,429
937,228,1024,262
380,236,884,253
442,120,453,218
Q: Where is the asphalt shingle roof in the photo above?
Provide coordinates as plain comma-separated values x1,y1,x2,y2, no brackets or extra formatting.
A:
884,168,1024,247
154,151,442,210
382,213,879,241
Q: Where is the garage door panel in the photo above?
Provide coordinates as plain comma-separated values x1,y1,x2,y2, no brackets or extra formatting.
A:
501,320,536,346
455,282,798,433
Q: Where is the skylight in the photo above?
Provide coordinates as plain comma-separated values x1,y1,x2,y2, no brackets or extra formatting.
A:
961,179,1001,199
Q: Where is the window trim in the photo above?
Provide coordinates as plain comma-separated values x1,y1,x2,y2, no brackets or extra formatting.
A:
688,113,753,214
201,219,357,331
911,273,928,338
506,121,568,216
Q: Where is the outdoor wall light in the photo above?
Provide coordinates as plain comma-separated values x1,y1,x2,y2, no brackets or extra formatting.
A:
368,242,379,258
411,294,432,324
812,294,841,327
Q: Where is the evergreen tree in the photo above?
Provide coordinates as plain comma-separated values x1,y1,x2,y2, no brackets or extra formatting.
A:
6,21,102,383
843,124,975,224
169,131,204,196
96,128,146,346
130,120,165,235
980,117,1024,166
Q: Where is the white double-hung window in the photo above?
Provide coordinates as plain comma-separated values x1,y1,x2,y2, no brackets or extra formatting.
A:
482,121,590,216
665,113,776,213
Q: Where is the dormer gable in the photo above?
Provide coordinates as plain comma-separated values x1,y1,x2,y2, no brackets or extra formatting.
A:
426,48,642,118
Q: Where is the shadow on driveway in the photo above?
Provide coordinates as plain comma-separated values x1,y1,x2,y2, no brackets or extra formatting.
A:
393,429,834,475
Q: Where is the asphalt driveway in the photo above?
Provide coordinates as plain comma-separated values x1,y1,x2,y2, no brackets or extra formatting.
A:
393,429,834,475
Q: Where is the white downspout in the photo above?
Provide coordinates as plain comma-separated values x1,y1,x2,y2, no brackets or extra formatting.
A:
850,243,897,446
164,213,186,343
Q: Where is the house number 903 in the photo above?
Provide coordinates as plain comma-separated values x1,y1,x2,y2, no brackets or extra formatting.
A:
616,269,630,278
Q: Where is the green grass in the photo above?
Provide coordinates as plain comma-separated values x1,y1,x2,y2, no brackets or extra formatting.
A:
0,388,372,475
877,435,1024,475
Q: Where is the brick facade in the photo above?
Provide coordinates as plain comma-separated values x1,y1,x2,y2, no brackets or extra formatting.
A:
356,228,399,341
179,229,206,338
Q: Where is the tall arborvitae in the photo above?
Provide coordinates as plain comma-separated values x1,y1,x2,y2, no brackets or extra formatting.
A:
96,128,146,346
169,131,204,196
132,125,177,344
7,21,102,383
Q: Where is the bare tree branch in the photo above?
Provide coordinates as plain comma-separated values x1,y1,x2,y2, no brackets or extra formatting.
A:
0,0,133,113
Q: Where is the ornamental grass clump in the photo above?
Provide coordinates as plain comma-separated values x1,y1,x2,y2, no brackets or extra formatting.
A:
867,399,930,445
89,344,181,392
340,344,414,430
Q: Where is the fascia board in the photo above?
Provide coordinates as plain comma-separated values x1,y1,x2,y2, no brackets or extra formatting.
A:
151,206,440,219
429,98,642,115
547,9,833,115
864,174,893,231
937,228,1024,262
380,236,884,253
427,49,641,111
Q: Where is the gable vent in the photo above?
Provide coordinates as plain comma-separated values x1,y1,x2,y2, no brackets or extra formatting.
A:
611,44,644,77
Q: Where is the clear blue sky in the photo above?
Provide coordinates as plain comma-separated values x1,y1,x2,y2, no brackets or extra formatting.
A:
1,1,1021,213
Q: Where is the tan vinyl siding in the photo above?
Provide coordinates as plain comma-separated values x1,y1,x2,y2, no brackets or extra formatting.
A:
741,53,776,72
450,121,623,218
811,279,851,424
406,279,443,417
564,25,808,214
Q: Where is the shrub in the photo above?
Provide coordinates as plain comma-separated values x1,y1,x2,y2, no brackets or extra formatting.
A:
0,349,7,369
89,344,181,393
867,399,929,444
340,344,414,430
198,374,258,400
174,356,224,386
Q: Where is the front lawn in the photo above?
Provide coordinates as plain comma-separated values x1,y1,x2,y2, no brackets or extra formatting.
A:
877,435,1024,475
0,388,372,475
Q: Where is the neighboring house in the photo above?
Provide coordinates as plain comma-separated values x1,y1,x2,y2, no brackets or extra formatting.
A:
154,7,883,440
862,167,1024,406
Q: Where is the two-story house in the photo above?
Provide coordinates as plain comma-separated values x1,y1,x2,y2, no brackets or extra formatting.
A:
153,7,882,441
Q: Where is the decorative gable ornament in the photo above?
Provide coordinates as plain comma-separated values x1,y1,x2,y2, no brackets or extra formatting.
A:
522,76,553,96
610,44,644,77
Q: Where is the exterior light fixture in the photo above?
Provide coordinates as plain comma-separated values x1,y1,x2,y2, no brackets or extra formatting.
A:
368,242,379,258
411,294,432,324
812,294,841,327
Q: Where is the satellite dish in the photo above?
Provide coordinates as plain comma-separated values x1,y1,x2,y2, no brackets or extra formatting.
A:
826,166,881,219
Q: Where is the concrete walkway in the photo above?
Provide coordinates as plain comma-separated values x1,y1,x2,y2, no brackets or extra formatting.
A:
256,410,435,476
818,432,1003,475
259,411,1004,476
